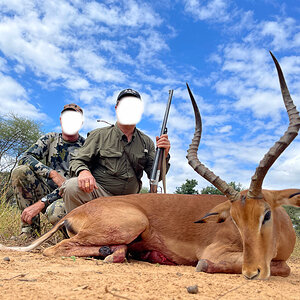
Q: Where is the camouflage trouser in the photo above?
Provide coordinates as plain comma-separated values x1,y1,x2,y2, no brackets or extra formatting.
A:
11,165,66,234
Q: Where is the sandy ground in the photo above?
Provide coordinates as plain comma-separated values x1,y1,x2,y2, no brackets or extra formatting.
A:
0,249,299,300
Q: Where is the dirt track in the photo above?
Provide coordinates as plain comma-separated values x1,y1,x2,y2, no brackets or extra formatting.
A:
0,250,299,300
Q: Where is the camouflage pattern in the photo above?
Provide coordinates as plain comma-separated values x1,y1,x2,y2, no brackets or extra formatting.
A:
45,198,66,225
19,132,85,179
11,133,85,233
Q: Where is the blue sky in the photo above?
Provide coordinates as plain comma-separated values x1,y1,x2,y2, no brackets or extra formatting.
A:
0,0,300,193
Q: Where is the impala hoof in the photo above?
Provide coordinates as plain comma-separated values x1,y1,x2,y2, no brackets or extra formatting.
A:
103,254,114,263
103,253,126,263
196,259,208,272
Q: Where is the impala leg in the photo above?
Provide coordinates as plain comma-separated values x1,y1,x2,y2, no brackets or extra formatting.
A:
103,245,127,263
197,239,243,274
270,260,290,277
196,259,242,274
196,259,291,277
43,203,149,259
43,237,103,257
43,239,128,263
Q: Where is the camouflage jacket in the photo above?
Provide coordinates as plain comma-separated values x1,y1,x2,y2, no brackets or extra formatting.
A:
19,132,85,206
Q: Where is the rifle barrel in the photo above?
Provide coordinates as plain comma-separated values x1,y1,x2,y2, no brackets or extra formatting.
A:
160,90,173,136
149,89,174,190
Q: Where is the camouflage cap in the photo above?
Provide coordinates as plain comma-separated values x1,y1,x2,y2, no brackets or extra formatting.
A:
61,103,83,114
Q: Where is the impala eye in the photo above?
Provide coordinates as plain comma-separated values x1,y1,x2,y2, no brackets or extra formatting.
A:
262,211,271,225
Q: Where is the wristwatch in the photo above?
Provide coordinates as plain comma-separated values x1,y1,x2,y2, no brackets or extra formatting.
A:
41,197,49,208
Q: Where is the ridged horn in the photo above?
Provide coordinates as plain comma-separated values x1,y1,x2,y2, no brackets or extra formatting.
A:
186,83,240,202
247,52,300,198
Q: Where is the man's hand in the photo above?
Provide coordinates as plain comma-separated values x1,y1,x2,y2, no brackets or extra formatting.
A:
49,170,65,187
78,170,98,193
156,134,170,157
21,201,45,225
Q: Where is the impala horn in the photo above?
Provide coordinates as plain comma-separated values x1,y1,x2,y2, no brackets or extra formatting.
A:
247,52,300,199
186,83,240,202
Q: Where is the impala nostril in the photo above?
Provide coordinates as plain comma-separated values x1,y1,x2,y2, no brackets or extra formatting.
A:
257,268,261,275
243,268,261,280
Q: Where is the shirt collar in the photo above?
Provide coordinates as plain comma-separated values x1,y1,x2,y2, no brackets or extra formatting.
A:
114,122,137,142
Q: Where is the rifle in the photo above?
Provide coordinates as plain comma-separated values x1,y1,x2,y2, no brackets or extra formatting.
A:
149,89,174,193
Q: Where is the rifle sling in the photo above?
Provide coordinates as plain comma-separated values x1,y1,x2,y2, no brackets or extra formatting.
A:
161,150,167,193
123,147,142,192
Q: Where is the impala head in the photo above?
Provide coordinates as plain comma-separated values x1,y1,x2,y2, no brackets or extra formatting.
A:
187,52,300,279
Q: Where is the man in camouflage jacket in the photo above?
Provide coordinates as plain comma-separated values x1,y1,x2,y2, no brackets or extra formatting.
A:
11,104,85,238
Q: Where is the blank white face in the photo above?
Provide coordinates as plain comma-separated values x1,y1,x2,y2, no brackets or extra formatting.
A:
60,110,83,135
116,96,144,125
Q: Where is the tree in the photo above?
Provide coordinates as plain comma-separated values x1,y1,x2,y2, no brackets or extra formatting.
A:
284,206,300,237
0,113,43,201
175,179,199,194
140,187,149,194
200,181,244,195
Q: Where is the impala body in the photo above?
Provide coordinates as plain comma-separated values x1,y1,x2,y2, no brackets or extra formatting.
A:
1,53,299,280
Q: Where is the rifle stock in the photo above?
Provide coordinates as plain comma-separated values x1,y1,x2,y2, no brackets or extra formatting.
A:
149,89,173,193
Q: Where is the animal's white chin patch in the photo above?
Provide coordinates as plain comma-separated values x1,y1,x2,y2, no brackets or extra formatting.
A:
61,110,83,135
116,96,144,125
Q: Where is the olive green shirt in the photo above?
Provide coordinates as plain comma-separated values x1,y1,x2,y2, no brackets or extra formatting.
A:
69,124,170,195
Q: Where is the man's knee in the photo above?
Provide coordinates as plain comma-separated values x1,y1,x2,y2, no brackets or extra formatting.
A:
11,165,33,185
60,177,80,198
45,199,66,225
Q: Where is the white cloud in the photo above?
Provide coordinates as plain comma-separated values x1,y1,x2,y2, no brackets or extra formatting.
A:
0,0,35,15
99,40,135,65
134,30,169,63
184,0,231,22
293,32,300,47
72,49,126,83
218,125,232,133
0,73,46,119
260,18,296,50
235,91,283,119
79,89,106,105
0,57,7,71
0,8,72,80
65,77,90,90
80,105,116,134
85,0,161,27
0,0,166,94
213,44,299,120
261,142,300,189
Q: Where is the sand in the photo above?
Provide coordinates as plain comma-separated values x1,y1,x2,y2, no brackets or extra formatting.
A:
0,249,299,300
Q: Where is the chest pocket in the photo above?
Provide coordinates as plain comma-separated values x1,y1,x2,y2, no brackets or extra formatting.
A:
99,150,123,175
134,152,148,173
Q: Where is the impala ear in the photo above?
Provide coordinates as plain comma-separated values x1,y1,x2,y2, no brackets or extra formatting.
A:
195,200,232,223
280,192,300,208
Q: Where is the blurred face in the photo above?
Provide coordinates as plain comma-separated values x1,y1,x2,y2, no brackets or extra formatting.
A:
60,110,83,135
116,96,144,125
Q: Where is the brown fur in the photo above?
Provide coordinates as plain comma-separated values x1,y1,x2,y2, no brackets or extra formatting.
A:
1,190,297,280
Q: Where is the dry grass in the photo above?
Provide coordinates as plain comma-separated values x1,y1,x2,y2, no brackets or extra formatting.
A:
291,235,300,260
0,196,20,241
0,188,63,246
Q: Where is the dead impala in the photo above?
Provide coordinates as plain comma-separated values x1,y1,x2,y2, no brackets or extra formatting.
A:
1,52,299,280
